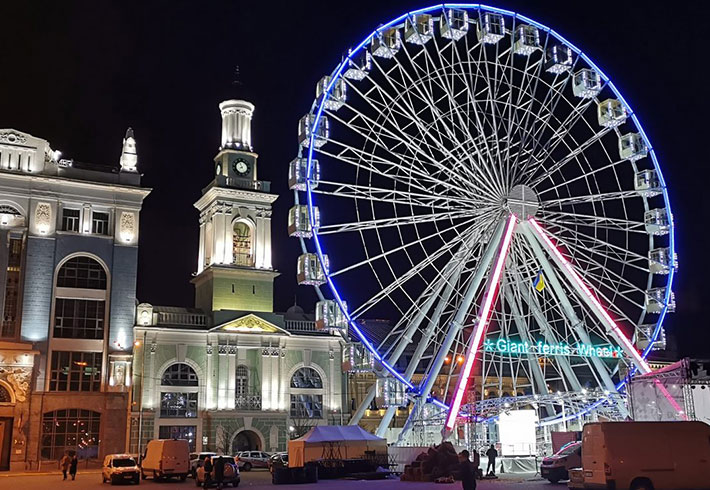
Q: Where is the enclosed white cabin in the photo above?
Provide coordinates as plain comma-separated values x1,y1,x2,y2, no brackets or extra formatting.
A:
477,12,505,44
288,157,320,191
298,114,329,148
440,8,469,41
572,69,601,98
297,253,329,286
371,28,401,59
317,76,346,111
404,14,433,45
513,25,541,56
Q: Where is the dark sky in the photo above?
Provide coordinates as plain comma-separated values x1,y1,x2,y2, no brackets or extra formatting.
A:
2,1,708,358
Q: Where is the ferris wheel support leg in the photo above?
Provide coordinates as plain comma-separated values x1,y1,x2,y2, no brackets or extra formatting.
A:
443,215,518,438
525,219,651,375
519,225,629,417
398,220,509,444
349,383,377,425
503,286,554,417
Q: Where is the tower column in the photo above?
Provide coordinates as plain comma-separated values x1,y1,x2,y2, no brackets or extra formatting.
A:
263,211,273,270
223,209,233,265
198,218,206,273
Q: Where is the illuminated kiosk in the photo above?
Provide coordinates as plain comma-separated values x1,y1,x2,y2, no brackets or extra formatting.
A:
288,4,676,453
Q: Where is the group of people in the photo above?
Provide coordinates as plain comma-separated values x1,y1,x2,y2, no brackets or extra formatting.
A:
59,452,79,480
458,444,499,490
201,455,228,489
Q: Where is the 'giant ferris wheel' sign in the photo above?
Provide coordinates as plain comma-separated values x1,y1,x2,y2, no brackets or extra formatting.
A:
484,338,623,359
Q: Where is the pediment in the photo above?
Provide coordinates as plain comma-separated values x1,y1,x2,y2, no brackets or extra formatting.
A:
212,313,290,335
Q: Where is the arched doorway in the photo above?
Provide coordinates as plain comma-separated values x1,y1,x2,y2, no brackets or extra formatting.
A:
232,430,261,453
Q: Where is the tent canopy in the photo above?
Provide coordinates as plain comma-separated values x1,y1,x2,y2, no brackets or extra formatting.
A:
293,425,385,443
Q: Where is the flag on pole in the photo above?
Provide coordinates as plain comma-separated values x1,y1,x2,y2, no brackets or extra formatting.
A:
533,270,546,292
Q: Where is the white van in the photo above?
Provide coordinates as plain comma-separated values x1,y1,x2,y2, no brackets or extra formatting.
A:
582,421,710,490
140,439,190,481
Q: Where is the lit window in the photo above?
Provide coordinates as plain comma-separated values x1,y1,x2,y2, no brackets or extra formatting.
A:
290,394,323,418
159,426,196,451
160,392,198,418
161,363,198,386
41,409,100,460
233,221,253,266
49,351,102,392
290,367,323,389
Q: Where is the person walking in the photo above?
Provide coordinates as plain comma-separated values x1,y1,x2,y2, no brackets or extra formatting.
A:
69,454,78,480
458,450,477,490
213,456,225,490
59,452,71,480
485,444,498,476
202,455,213,488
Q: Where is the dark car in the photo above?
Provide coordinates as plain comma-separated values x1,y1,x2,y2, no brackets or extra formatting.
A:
268,452,288,473
195,456,240,487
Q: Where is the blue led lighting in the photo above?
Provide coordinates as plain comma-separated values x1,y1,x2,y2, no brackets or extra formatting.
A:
301,3,675,425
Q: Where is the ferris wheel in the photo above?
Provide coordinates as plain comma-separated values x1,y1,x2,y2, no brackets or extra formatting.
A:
288,4,676,439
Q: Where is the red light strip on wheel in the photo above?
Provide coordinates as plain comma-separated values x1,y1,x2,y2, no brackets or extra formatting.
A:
444,214,517,431
527,218,650,374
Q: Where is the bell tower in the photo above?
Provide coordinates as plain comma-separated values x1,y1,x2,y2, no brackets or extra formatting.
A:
192,100,279,314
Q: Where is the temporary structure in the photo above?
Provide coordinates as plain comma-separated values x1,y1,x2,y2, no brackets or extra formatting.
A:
287,425,387,467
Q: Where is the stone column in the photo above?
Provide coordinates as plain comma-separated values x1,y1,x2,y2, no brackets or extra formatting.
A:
206,343,214,409
218,345,228,409
261,346,272,410
227,345,236,409
223,207,233,265
263,210,273,270
0,230,9,325
197,217,206,274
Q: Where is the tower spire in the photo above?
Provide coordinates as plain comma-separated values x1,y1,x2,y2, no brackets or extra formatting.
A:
119,127,138,172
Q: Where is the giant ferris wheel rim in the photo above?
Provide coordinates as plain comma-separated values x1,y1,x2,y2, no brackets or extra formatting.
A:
300,3,675,416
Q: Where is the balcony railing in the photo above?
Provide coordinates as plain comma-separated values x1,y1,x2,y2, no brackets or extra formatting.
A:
235,394,262,410
223,177,271,193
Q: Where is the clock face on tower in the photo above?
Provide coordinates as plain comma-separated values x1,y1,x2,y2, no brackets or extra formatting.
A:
232,158,251,176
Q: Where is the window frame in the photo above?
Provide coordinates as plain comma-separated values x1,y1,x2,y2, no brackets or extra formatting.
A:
48,351,102,392
53,298,105,339
61,208,81,232
91,210,111,236
40,409,101,460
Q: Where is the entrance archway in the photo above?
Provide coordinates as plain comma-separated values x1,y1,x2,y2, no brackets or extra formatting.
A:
232,430,261,453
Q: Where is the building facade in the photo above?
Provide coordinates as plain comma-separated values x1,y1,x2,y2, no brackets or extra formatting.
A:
0,129,150,470
129,100,346,455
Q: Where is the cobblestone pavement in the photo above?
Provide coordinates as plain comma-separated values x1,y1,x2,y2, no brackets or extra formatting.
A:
0,468,567,490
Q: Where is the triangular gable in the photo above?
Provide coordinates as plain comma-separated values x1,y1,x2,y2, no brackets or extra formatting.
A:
211,313,290,335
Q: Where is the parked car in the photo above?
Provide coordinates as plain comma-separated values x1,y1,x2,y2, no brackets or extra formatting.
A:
235,451,270,471
190,452,217,478
195,456,240,487
102,454,140,485
540,441,581,483
140,439,190,481
268,452,288,473
582,421,710,490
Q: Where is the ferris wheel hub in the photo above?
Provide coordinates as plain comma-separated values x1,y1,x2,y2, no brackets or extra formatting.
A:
506,184,539,220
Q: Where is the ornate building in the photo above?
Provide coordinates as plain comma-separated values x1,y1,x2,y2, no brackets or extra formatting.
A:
129,100,345,455
0,129,150,470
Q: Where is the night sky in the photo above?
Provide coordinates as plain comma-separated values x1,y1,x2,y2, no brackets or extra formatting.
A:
2,1,708,358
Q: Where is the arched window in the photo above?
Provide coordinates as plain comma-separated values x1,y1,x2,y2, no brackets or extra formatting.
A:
290,367,323,389
235,365,260,410
160,363,198,418
232,221,253,266
290,367,324,419
53,256,108,341
41,409,100,460
57,256,107,289
161,363,198,386
0,384,12,403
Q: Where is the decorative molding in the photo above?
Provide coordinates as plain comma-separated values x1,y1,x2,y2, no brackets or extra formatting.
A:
119,211,136,241
218,345,228,355
261,347,270,357
0,131,27,144
228,345,238,355
35,202,51,233
206,344,213,355
329,349,335,360
150,342,157,354
0,366,31,402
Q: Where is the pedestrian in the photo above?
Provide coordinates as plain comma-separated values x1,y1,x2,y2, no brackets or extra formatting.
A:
485,444,498,476
59,452,71,480
458,450,476,490
69,454,78,480
202,455,213,488
214,456,225,490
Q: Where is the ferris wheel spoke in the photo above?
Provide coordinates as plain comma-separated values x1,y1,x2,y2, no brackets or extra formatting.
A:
537,157,631,195
524,219,651,375
346,216,494,318
526,127,613,188
539,190,640,209
411,35,508,196
315,180,479,210
378,53,504,198
319,139,467,200
538,210,647,235
318,208,482,236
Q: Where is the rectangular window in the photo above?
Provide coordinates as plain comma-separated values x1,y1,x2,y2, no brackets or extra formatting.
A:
160,392,198,418
158,426,197,451
53,298,105,339
91,211,110,235
61,208,80,232
290,394,323,418
49,351,102,392
1,237,23,339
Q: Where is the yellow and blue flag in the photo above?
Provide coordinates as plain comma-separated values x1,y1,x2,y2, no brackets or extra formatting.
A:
533,270,546,292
